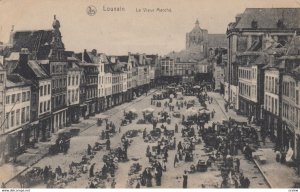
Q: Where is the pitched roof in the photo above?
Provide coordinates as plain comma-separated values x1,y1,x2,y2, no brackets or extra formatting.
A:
6,73,32,88
235,8,300,29
11,30,53,60
208,34,228,48
27,60,49,78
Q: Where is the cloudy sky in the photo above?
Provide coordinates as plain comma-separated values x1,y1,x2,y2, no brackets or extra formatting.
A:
0,0,299,55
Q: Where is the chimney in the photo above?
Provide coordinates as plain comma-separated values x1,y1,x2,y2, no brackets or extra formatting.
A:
91,49,97,56
139,54,143,65
19,48,29,66
82,49,86,62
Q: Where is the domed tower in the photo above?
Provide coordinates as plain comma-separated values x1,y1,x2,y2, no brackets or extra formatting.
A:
186,19,208,49
49,15,65,60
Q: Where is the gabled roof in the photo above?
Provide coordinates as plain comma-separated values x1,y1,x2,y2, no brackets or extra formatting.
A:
6,73,32,88
235,8,300,30
27,60,49,78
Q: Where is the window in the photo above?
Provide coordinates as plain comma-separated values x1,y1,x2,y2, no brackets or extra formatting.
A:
40,86,43,96
0,74,4,83
44,85,47,95
17,93,20,102
76,76,79,85
68,76,71,86
47,100,50,110
27,91,30,101
72,90,75,102
11,111,14,127
16,109,20,126
44,102,47,112
40,103,43,113
297,90,299,105
21,108,25,123
26,106,29,121
11,94,15,103
6,96,10,104
22,92,26,102
72,76,75,85
5,113,9,129
48,84,51,94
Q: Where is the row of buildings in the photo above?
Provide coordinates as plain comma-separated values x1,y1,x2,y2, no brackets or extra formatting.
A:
0,16,159,164
224,8,300,163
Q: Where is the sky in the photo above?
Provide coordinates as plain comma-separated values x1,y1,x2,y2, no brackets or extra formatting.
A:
0,0,300,55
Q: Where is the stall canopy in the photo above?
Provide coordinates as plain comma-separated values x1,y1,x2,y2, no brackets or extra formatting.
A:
128,108,137,113
142,107,155,113
185,107,198,116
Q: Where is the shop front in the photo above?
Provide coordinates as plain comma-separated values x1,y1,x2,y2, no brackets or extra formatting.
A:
282,122,295,153
264,110,280,141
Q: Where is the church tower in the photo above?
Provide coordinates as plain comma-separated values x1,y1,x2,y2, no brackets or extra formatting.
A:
185,19,208,57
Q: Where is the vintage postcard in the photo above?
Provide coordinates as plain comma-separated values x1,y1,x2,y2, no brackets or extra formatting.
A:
0,0,300,189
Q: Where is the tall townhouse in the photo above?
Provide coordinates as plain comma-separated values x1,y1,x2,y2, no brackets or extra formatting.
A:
78,50,99,117
109,56,124,106
102,54,113,109
66,53,81,125
10,15,68,133
279,36,300,161
262,45,287,142
0,62,6,164
160,57,175,84
117,54,133,102
146,54,159,88
237,52,266,123
225,8,300,110
13,49,52,143
4,74,31,158
133,54,148,95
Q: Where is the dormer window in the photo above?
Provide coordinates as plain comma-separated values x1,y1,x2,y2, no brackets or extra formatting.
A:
251,20,258,29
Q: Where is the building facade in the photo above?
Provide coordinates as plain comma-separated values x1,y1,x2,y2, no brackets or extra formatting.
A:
4,74,31,158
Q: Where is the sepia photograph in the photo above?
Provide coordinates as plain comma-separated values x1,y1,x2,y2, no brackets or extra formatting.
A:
0,0,300,189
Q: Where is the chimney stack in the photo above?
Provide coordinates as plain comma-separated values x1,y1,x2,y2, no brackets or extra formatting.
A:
19,48,29,66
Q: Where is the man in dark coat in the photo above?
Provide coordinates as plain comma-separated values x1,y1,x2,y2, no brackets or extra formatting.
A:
182,171,188,188
89,163,96,178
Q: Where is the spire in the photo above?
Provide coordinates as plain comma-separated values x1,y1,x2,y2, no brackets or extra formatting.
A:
195,19,200,27
52,14,60,30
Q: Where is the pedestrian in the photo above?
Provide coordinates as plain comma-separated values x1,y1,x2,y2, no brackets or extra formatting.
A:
143,128,147,139
106,139,111,150
111,178,116,188
164,150,169,162
146,145,151,157
174,154,179,167
177,141,183,152
182,171,188,188
146,168,153,187
89,181,96,188
44,166,49,184
157,143,161,155
235,158,240,172
87,144,92,155
136,181,141,188
89,163,96,178
175,123,178,133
